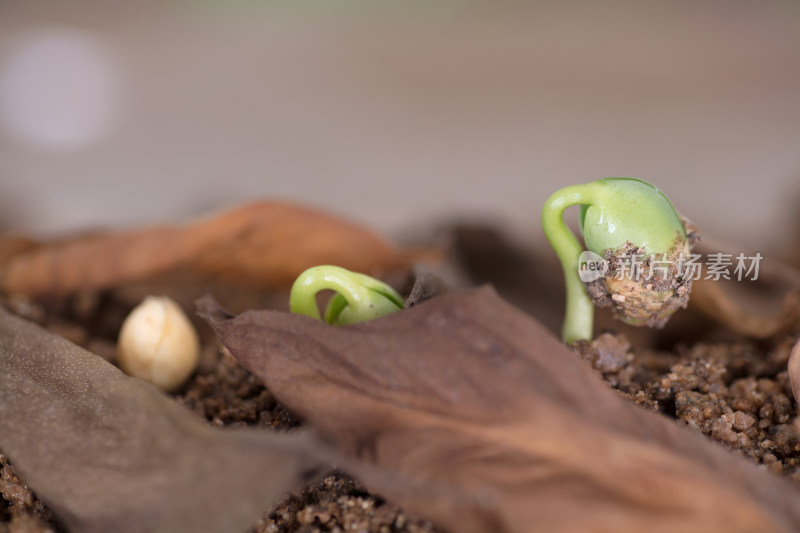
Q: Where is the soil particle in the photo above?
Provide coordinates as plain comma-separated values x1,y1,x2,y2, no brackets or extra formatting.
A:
732,411,756,431
589,333,632,374
574,333,653,398
674,391,721,432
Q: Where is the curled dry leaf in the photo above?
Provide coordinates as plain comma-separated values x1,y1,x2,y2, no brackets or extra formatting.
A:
689,240,800,338
691,280,800,338
0,305,333,533
0,234,39,264
0,202,411,298
201,287,800,533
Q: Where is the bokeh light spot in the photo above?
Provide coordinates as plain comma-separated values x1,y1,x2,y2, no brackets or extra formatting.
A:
0,28,120,151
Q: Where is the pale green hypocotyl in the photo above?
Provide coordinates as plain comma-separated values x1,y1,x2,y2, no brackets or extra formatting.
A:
541,177,686,343
290,265,403,325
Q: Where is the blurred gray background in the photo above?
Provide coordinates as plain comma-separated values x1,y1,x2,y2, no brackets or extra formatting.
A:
1,0,798,253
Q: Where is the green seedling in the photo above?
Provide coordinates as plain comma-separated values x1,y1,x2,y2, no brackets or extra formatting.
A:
290,265,403,325
542,177,691,343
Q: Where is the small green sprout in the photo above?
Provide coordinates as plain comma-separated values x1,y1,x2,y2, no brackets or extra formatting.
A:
542,177,693,343
290,265,403,325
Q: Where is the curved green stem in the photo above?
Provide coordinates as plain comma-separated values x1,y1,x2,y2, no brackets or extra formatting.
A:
541,184,601,343
290,265,403,325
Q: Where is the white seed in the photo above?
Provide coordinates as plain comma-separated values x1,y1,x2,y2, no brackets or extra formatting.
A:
116,295,200,391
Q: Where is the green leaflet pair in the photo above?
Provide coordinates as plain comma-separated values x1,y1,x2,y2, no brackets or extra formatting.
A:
290,265,403,326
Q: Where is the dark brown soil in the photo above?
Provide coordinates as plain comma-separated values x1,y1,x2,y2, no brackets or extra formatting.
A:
574,331,800,478
2,290,799,532
0,454,56,533
253,473,436,533
176,347,300,431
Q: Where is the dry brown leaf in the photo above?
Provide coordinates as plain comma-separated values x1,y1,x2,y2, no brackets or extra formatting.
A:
0,202,412,298
201,287,800,533
691,280,800,338
0,305,332,533
689,240,800,338
0,235,39,264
